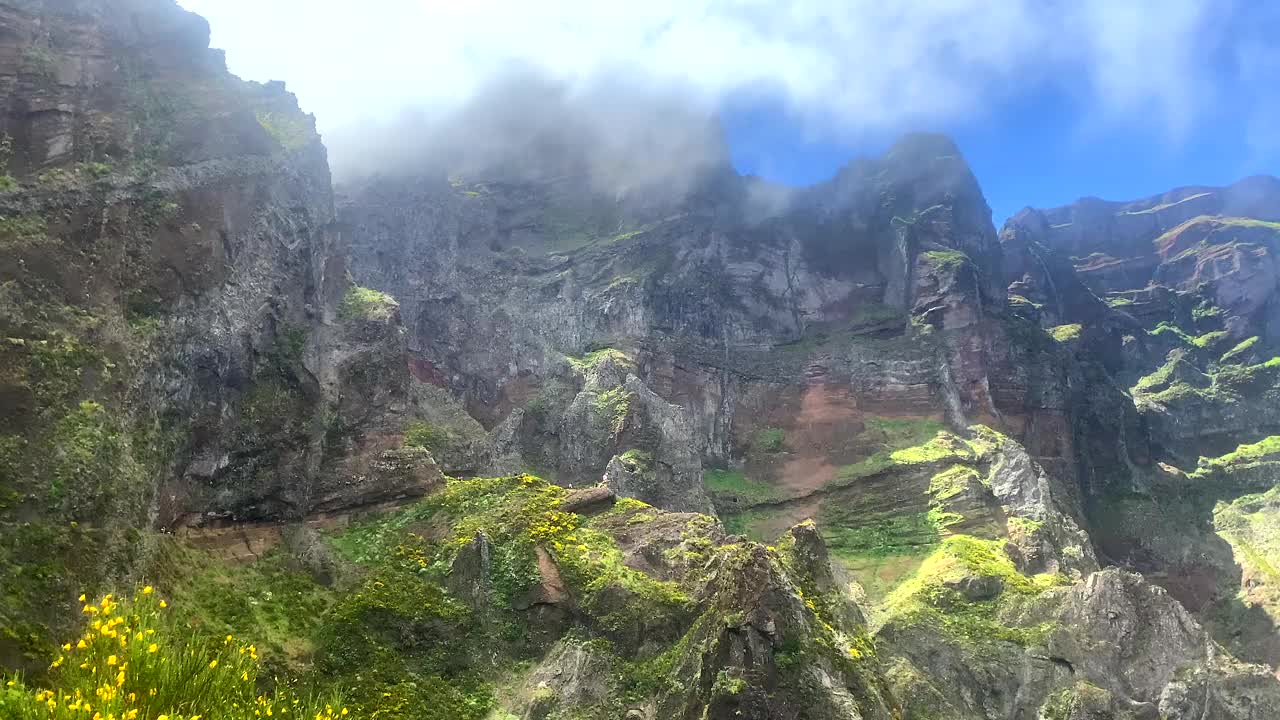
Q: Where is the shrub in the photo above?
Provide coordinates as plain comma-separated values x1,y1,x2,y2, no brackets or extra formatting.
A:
338,287,398,322
0,589,350,720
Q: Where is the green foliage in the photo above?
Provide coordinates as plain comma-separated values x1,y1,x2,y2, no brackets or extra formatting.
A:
703,469,780,507
592,387,632,435
753,427,786,454
834,421,971,484
821,511,941,559
1221,336,1259,365
921,250,969,271
338,286,398,322
0,214,48,246
614,449,652,479
1192,330,1229,349
566,348,634,373
1195,436,1280,474
0,589,349,720
1150,322,1194,345
1105,296,1134,308
255,111,314,151
46,401,144,517
881,535,1068,649
1048,324,1082,342
403,420,453,453
1193,301,1226,321
0,134,15,190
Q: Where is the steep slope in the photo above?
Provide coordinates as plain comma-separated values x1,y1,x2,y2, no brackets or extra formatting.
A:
1002,186,1280,678
0,0,427,667
3,2,1280,719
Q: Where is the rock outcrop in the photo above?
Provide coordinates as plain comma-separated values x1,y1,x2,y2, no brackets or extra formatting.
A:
3,1,1280,718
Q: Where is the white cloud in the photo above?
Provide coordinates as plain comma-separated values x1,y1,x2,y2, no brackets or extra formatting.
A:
178,0,1257,174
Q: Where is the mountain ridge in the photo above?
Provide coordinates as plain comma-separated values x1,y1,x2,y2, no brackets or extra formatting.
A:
1,2,1279,719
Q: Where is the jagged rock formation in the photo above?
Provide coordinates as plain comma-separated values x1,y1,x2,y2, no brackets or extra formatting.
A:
0,0,425,665
3,1,1280,718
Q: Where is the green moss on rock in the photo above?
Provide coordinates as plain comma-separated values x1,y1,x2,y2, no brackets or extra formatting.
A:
339,285,399,322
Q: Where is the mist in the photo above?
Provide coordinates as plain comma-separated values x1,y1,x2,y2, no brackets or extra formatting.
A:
178,0,1278,192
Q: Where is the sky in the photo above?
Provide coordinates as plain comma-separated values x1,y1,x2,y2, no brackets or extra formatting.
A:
179,0,1280,225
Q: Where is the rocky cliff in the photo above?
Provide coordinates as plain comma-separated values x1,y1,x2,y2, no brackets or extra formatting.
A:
2,1,1280,719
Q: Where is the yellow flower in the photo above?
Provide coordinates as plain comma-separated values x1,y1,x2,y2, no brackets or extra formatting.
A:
142,586,153,595
159,600,168,608
62,642,72,651
158,715,169,720
242,671,250,681
107,655,117,666
79,594,87,602
77,639,88,649
209,659,218,669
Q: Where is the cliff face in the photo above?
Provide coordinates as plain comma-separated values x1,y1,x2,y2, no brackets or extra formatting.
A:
3,2,1280,719
0,0,428,665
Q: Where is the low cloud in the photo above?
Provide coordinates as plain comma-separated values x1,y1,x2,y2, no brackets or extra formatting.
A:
180,0,1265,183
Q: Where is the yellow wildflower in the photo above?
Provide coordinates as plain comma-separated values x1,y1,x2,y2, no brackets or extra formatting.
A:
79,594,87,602
159,600,168,608
142,586,153,595
107,655,117,666
77,639,88,649
148,643,158,653
209,659,218,669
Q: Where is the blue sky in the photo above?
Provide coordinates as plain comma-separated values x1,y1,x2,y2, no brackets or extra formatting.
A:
182,0,1280,227
723,83,1278,226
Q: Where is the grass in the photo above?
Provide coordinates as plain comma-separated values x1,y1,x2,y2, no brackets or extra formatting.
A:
878,535,1069,647
702,469,781,506
403,420,454,453
1048,324,1082,343
1221,337,1259,365
921,250,969,271
1195,436,1280,474
832,420,968,485
566,348,634,373
338,286,398,322
255,111,314,152
753,428,786,454
0,589,348,720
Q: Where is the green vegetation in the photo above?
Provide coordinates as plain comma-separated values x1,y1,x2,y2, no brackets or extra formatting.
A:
753,427,786,453
566,347,634,373
0,589,349,720
1150,321,1195,345
338,286,398,322
1048,324,1082,342
703,469,781,507
1195,436,1280,474
880,535,1068,647
403,420,454,453
1221,336,1259,365
593,387,633,435
0,134,15,190
921,250,969,271
1193,301,1226,321
255,111,314,151
1192,330,1229,349
833,420,970,485
821,511,941,559
1105,296,1134,308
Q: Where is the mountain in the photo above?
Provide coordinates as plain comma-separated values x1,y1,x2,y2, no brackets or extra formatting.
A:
1,1,1279,719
